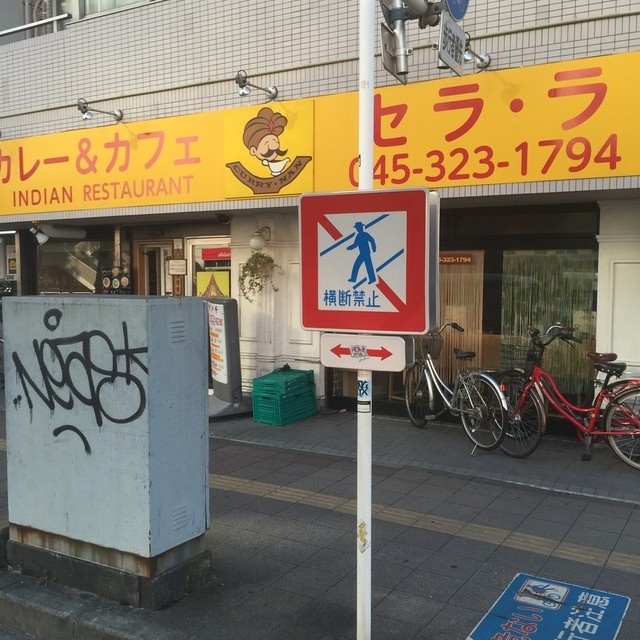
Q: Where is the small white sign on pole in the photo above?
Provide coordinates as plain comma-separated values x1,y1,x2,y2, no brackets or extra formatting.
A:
439,10,466,76
320,333,411,372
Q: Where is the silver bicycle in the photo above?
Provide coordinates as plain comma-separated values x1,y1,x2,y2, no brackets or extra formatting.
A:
404,322,508,452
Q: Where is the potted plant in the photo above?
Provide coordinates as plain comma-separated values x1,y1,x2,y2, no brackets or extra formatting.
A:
238,251,283,302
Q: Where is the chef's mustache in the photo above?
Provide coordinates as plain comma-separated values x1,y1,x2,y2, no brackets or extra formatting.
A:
262,148,288,159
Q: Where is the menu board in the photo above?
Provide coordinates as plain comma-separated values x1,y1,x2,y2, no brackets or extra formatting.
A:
101,266,132,295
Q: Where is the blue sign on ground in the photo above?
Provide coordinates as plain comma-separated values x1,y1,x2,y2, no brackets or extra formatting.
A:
468,573,630,640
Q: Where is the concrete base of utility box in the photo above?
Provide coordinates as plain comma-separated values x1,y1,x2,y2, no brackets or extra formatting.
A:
7,525,214,610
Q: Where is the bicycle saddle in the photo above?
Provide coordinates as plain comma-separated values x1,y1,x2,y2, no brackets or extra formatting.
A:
453,347,475,360
587,351,617,363
593,361,626,376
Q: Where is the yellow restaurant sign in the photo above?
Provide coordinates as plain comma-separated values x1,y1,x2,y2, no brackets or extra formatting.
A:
1,51,639,216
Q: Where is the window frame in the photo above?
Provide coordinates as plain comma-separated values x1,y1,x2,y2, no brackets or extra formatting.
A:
61,0,160,21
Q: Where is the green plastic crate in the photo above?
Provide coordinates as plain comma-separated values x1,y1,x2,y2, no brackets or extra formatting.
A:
252,385,317,426
252,369,314,395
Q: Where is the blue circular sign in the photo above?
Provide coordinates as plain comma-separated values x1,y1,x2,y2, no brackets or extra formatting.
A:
445,0,469,21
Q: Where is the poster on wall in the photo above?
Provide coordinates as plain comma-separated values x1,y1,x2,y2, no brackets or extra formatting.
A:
197,271,230,297
196,247,231,297
101,266,132,295
6,245,16,276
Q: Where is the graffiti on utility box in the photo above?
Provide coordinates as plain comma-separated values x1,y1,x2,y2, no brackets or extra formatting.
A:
4,296,209,558
9,308,148,454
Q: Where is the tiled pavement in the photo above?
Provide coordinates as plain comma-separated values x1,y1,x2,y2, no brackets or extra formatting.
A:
212,408,640,503
0,408,639,639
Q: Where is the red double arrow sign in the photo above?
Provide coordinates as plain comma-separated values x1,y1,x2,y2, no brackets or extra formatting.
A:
330,344,393,360
321,334,409,371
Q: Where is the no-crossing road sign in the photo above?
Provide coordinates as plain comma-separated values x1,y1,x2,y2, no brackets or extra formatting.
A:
299,189,439,334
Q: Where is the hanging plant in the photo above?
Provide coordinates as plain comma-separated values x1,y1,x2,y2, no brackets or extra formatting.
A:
238,251,284,302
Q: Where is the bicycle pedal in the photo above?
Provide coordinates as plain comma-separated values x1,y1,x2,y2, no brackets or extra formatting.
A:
425,415,436,421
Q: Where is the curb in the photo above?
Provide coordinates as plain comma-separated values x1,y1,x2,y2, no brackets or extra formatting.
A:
0,569,190,640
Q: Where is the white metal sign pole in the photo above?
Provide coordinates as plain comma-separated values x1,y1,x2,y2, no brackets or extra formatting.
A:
357,2,375,639
359,0,375,193
356,367,373,639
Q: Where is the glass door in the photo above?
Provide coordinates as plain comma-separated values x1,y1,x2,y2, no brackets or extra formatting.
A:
134,241,173,295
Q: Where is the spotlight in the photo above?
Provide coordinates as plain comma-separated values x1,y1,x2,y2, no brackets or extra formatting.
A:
464,33,491,69
39,223,86,240
77,98,123,122
234,70,278,100
30,223,87,245
30,227,49,246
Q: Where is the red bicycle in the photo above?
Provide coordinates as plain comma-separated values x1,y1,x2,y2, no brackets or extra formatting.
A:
498,323,640,469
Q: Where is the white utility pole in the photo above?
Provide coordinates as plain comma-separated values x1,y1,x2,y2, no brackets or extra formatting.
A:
357,2,375,639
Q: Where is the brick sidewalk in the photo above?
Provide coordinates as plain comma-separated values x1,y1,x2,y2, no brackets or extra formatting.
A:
0,408,638,638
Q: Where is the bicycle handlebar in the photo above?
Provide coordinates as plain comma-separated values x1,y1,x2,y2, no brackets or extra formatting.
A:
427,321,465,337
527,323,582,348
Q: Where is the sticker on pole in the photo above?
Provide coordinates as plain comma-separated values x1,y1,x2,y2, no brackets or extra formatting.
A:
468,573,630,640
299,189,439,334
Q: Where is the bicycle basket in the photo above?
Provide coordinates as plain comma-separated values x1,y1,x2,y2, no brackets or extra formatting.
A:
500,337,543,373
417,334,444,360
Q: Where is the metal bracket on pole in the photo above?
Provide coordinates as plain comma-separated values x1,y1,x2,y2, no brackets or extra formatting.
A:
379,0,443,82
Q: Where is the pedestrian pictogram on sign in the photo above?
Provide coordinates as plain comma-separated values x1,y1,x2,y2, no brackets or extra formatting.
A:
347,222,378,285
299,189,439,334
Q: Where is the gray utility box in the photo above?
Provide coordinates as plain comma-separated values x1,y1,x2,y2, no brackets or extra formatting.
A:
3,296,210,560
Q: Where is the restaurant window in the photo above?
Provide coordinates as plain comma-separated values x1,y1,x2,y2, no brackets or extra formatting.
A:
433,251,485,386
37,236,130,295
501,249,597,400
326,248,598,414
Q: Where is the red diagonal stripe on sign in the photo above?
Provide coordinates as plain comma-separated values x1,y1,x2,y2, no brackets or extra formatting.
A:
319,214,343,241
376,277,406,312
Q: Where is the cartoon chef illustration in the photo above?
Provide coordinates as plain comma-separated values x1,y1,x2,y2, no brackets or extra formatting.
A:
242,107,291,176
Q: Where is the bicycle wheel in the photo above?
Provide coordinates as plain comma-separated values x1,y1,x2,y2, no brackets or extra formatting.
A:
604,387,640,470
404,362,430,428
458,373,506,450
498,371,544,458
